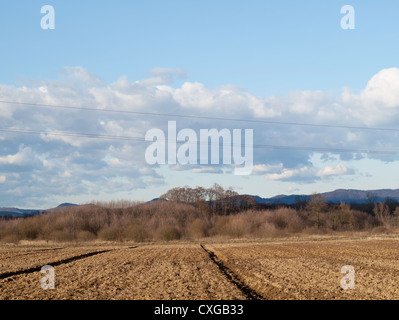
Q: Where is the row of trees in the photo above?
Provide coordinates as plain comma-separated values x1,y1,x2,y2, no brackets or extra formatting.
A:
1,186,399,243
161,185,399,227
302,193,399,230
160,183,255,215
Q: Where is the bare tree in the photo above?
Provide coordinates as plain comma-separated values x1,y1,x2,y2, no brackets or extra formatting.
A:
373,202,390,226
305,193,327,228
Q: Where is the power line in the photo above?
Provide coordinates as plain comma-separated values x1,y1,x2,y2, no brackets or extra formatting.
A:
1,100,398,155
0,127,144,142
0,127,398,155
1,99,399,132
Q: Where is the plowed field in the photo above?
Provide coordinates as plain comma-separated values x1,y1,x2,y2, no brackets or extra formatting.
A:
1,237,398,300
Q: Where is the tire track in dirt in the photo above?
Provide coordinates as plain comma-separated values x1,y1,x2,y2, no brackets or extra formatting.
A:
200,244,264,300
0,245,246,300
0,249,112,280
210,240,399,300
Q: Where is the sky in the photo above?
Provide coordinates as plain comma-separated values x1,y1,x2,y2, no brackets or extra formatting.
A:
1,0,399,209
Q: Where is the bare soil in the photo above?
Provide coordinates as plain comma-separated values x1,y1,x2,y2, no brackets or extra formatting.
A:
0,236,398,300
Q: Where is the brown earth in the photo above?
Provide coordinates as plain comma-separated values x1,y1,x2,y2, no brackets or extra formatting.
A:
0,236,398,300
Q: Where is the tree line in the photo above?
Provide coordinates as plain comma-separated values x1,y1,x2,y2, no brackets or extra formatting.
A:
160,183,256,215
1,185,399,243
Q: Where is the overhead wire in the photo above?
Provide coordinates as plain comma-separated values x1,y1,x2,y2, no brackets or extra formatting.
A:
1,99,399,132
0,100,398,155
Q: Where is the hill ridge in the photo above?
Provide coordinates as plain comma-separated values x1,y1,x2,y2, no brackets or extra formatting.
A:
2,188,399,217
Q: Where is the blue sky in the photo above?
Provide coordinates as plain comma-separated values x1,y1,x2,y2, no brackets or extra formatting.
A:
1,1,399,208
2,0,398,94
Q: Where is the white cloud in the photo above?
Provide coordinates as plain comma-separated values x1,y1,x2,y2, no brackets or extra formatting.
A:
0,66,398,207
316,163,348,178
60,66,106,87
59,171,71,178
171,82,280,118
173,82,215,109
341,67,399,125
0,146,39,167
252,163,283,174
191,166,223,174
287,90,326,114
266,163,352,181
103,155,122,167
360,67,399,108
266,166,314,181
147,67,187,84
287,186,299,192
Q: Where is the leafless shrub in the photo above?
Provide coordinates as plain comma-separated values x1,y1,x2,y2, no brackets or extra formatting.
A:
209,216,229,236
304,193,328,228
76,230,96,242
188,218,208,239
257,222,279,238
374,202,391,226
98,226,120,241
392,207,399,227
325,203,355,231
266,208,300,230
370,225,391,234
49,230,74,242
155,225,181,241
208,208,303,238
352,210,376,230
222,215,249,238
0,233,21,244
145,201,201,237
18,218,42,240
124,221,149,242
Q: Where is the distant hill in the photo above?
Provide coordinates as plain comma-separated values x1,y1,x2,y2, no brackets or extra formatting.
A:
0,207,44,218
249,189,399,205
0,203,78,218
57,203,79,208
244,194,308,205
147,198,168,203
2,189,399,218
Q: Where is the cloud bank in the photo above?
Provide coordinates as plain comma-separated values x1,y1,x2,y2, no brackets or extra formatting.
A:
1,66,399,207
